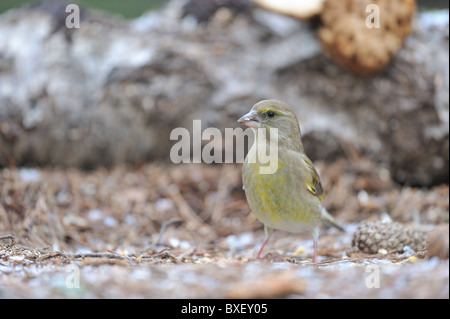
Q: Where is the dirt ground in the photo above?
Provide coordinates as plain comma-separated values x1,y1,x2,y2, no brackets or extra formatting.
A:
0,158,448,298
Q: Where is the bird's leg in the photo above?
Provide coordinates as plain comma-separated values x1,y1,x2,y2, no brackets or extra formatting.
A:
255,236,270,260
313,238,318,263
255,226,273,260
312,227,319,263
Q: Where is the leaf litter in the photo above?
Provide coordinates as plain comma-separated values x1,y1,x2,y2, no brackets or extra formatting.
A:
0,159,448,298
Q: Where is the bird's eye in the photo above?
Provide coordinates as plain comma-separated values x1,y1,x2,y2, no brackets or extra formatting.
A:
267,111,275,118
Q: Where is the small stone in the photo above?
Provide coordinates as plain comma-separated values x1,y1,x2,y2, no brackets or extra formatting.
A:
427,224,449,260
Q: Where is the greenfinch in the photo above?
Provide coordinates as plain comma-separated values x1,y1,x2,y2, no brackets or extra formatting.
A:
238,99,344,262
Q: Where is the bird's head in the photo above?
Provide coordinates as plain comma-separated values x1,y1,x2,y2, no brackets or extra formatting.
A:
239,99,300,131
238,99,304,151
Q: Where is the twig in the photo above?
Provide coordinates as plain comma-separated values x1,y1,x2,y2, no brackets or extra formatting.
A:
166,184,215,236
177,247,196,260
210,165,234,225
134,218,183,256
336,136,360,164
69,252,132,261
0,204,11,230
157,251,184,264
36,251,65,261
25,237,38,250
313,250,402,265
1,233,190,265
0,234,15,246
156,217,183,246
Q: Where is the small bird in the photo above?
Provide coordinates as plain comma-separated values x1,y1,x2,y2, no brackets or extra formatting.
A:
238,99,344,263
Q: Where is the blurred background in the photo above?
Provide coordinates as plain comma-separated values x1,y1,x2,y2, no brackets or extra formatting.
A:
0,0,168,18
0,0,448,298
0,0,448,18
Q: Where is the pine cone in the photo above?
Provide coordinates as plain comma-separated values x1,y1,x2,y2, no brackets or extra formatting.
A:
352,220,427,254
319,0,416,76
427,224,449,260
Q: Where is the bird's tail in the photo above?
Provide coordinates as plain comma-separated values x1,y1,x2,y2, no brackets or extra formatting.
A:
321,207,346,232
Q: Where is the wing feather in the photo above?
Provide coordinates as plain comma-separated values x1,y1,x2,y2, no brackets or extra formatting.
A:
302,157,323,200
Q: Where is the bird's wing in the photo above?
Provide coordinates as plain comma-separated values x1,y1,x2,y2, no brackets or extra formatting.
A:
303,156,345,232
302,156,324,201
301,156,346,232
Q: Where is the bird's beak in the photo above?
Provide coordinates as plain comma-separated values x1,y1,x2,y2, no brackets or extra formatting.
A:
237,110,261,128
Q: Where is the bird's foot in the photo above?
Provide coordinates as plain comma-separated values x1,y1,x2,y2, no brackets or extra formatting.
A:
249,251,282,262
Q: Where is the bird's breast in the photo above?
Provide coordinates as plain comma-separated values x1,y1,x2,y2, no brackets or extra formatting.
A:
242,157,321,233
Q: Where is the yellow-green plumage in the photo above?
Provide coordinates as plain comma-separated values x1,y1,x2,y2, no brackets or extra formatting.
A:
238,100,343,262
243,149,322,233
